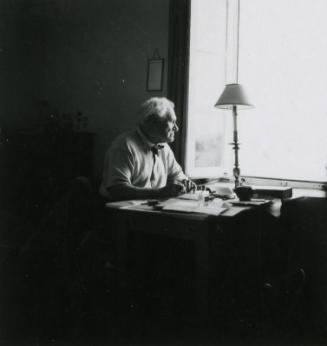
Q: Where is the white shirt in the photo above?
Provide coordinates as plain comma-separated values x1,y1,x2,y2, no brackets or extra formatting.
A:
99,127,187,199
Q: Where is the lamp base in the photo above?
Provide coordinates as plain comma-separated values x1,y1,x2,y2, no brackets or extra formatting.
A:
235,185,253,201
233,167,241,189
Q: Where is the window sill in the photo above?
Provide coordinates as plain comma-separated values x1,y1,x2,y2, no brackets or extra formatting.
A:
292,188,326,198
242,176,326,191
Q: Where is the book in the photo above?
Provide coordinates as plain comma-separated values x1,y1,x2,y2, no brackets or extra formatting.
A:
251,186,293,199
229,199,271,207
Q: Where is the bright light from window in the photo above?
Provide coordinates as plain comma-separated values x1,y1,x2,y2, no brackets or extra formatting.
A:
239,0,327,182
187,0,327,183
186,0,229,178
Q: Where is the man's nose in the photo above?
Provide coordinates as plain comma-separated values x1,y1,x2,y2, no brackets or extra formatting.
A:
173,123,179,132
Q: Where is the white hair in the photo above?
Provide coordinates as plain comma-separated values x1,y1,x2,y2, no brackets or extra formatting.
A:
139,97,175,124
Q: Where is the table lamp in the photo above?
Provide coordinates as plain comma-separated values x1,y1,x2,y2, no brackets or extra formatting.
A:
214,83,253,189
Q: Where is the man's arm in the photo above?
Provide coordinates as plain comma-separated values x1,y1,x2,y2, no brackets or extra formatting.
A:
165,146,197,192
108,181,186,201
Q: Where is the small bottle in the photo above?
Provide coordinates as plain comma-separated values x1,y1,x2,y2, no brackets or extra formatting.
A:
198,186,206,207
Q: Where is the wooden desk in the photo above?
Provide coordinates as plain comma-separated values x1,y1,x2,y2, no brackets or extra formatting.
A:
107,204,266,322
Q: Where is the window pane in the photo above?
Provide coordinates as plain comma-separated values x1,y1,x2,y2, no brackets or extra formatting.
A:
239,0,327,182
186,0,228,178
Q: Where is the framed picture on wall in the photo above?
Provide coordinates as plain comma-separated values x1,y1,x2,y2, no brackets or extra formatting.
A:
146,58,164,91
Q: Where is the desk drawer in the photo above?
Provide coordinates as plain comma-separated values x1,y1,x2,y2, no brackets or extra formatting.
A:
127,213,206,239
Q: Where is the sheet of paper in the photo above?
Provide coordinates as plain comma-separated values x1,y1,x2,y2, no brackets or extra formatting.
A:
122,204,155,211
177,190,209,201
106,200,148,209
221,206,250,217
160,199,226,216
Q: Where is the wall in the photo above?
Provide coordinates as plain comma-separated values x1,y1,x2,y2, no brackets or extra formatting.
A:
0,0,170,178
0,1,47,130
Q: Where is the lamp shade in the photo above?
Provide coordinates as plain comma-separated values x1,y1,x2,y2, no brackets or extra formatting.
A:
215,83,253,109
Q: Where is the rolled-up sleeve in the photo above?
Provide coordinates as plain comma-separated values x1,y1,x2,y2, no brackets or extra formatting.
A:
100,141,134,197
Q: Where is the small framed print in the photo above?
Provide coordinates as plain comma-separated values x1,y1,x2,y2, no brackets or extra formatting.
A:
146,58,164,91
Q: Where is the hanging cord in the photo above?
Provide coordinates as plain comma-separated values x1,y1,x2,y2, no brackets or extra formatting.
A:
224,0,229,84
236,0,240,83
224,0,241,83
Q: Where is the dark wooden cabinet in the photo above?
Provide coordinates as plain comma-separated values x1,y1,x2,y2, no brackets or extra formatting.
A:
15,131,94,180
281,197,327,335
0,130,94,210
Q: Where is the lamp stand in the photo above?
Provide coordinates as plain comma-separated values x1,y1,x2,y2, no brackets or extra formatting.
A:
215,84,252,188
232,105,240,189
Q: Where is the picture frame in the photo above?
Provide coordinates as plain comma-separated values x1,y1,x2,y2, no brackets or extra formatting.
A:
146,58,164,91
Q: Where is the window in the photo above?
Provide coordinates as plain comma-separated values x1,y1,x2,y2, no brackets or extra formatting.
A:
186,0,327,187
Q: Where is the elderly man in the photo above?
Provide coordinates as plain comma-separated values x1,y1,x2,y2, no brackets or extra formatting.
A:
99,97,196,201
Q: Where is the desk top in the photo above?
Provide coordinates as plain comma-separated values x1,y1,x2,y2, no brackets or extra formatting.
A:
106,187,326,220
105,197,268,221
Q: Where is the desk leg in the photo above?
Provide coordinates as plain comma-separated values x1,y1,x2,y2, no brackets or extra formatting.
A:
195,228,209,322
115,212,128,273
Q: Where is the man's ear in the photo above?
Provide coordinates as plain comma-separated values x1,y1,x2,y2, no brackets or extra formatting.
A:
145,114,157,125
150,117,164,129
149,116,157,124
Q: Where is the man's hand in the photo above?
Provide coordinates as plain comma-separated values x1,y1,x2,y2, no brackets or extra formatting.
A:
176,179,197,193
158,179,197,198
159,181,186,198
181,179,197,193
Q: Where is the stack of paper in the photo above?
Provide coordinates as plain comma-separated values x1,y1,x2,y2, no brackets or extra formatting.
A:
159,198,226,216
178,190,210,200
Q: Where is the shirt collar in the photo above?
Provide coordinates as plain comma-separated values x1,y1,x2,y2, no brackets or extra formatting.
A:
136,126,165,152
